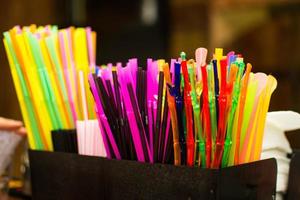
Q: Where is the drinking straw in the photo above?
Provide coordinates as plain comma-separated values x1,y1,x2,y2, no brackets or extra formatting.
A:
207,64,217,162
74,28,95,119
128,58,138,91
188,60,206,167
231,63,252,164
157,60,167,124
112,67,128,159
212,60,219,123
28,32,70,149
128,80,151,162
66,28,81,120
45,35,73,128
89,74,121,159
3,37,37,149
226,51,235,76
79,71,88,120
39,36,67,130
251,75,277,161
169,62,186,164
8,28,48,150
96,73,124,155
153,100,157,156
86,27,96,70
86,120,94,155
12,32,49,149
92,119,106,157
222,65,238,167
227,102,240,166
28,32,60,130
146,59,157,156
105,78,117,112
154,72,164,162
58,30,77,122
233,59,245,163
24,33,54,129
159,89,169,162
136,67,142,114
142,70,148,130
147,100,154,158
163,63,181,165
239,73,267,164
162,112,172,163
170,59,176,83
174,61,186,164
214,48,223,80
118,67,147,162
212,58,228,168
76,120,84,154
181,57,194,166
201,64,212,168
195,48,207,82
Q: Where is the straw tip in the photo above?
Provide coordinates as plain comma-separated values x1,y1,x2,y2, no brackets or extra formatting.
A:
180,52,186,61
215,48,223,57
195,48,208,67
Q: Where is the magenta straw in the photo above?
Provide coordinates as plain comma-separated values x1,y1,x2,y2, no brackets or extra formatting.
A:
101,67,117,106
118,66,152,162
170,59,176,83
146,58,159,161
128,58,138,90
152,100,157,161
88,74,122,159
147,100,154,161
146,59,154,103
99,68,110,91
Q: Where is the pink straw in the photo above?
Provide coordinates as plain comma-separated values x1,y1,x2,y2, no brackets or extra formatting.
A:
58,31,77,122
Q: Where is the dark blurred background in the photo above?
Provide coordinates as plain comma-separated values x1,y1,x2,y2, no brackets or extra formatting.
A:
0,0,300,145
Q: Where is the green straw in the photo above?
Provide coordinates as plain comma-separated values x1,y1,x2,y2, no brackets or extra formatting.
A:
207,64,217,162
222,61,245,167
3,32,44,149
188,62,206,167
45,35,74,128
27,32,61,129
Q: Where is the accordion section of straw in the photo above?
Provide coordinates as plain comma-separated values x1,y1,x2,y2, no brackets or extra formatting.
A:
89,49,277,168
3,25,97,150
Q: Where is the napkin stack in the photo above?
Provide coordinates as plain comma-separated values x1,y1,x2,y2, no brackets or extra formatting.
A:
262,111,300,200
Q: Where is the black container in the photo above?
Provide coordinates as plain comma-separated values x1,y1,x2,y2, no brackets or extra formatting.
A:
29,150,277,200
51,129,78,153
286,150,300,200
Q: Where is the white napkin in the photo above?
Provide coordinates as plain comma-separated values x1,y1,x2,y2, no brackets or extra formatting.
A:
262,111,300,197
0,131,22,175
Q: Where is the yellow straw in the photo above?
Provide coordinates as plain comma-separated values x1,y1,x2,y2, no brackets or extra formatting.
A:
15,34,51,150
252,75,277,161
39,38,67,129
3,39,36,149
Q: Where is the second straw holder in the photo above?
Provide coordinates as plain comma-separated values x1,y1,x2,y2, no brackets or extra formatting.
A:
29,150,277,200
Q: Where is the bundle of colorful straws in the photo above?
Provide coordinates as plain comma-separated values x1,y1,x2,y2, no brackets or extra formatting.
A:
3,25,96,150
3,25,277,168
90,48,277,168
